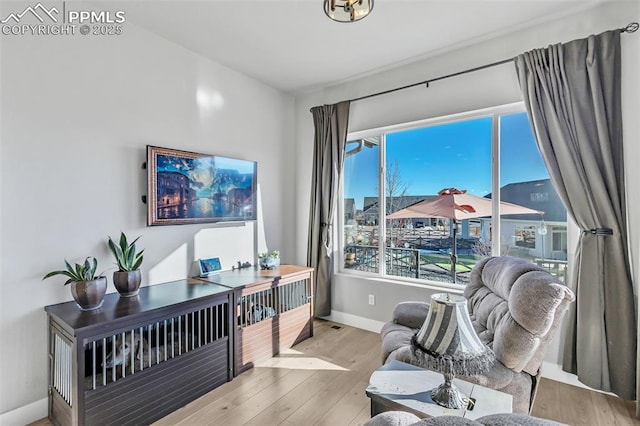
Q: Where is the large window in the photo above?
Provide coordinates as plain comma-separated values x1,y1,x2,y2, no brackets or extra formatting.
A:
341,104,568,286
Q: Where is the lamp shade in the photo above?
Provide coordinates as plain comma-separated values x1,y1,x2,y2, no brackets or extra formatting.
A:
324,0,374,22
411,293,493,376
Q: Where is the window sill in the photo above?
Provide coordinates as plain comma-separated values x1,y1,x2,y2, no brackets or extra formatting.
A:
334,269,466,295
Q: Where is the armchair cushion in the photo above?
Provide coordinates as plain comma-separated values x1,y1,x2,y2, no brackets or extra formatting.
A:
381,322,416,362
392,301,430,329
465,257,575,375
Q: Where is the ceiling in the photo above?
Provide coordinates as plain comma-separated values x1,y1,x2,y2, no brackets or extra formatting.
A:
104,0,601,95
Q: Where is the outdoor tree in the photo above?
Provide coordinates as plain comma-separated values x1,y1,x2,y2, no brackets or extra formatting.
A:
383,160,410,246
383,160,409,215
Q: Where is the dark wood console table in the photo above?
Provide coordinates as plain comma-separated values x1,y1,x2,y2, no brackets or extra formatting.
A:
45,278,233,426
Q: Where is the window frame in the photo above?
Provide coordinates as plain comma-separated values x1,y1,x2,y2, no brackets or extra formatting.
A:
337,101,532,287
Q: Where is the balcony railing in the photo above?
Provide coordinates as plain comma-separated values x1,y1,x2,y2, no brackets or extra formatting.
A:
344,245,465,283
534,258,568,282
344,245,567,284
344,245,420,277
344,244,379,273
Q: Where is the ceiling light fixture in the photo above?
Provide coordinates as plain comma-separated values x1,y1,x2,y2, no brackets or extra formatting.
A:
324,0,373,23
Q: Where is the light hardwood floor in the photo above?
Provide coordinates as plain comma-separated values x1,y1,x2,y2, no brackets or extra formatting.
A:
31,320,638,425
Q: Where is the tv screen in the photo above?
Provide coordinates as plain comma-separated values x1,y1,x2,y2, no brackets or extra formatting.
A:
146,145,257,226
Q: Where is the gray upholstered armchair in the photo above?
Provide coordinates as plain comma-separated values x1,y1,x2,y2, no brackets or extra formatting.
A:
380,256,575,414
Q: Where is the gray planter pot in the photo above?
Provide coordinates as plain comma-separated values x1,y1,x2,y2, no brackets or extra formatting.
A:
259,256,280,270
113,270,142,297
71,277,107,311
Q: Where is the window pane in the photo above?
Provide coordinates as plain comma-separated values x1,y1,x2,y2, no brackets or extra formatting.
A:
341,107,571,287
499,112,568,282
384,118,492,284
343,137,380,273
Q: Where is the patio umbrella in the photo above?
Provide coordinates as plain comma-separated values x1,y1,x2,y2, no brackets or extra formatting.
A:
386,188,544,283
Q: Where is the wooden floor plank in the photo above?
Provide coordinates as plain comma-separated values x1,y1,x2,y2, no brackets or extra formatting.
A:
153,366,273,425
206,369,318,426
625,400,639,423
591,390,623,426
314,377,372,426
243,369,344,426
279,330,381,425
164,367,298,426
593,390,639,426
349,403,373,426
531,377,562,421
282,369,364,425
556,381,597,425
31,320,640,426
312,334,382,425
295,321,360,359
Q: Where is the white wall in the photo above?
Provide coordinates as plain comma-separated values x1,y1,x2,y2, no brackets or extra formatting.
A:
294,0,639,379
0,16,294,422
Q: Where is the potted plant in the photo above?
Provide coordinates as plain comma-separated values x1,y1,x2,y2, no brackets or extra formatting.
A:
258,250,280,270
43,257,107,311
108,232,144,297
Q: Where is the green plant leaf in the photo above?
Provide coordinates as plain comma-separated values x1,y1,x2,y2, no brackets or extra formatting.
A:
44,257,100,284
109,236,127,270
117,251,126,269
75,263,83,278
108,232,143,271
43,270,76,280
126,243,136,267
90,257,98,278
132,254,143,270
108,237,119,256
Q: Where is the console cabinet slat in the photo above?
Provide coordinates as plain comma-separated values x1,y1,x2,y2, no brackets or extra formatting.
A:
45,279,233,426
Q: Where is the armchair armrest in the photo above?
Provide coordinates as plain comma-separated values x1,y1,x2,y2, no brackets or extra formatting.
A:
392,301,429,329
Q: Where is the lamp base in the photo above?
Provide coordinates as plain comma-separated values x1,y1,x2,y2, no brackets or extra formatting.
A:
430,373,469,409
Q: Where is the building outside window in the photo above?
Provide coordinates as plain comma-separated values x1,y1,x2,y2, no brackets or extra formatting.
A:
341,104,569,286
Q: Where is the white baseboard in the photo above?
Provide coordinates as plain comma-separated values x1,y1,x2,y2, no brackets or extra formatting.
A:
0,397,47,426
325,310,385,333
540,361,581,385
540,361,614,395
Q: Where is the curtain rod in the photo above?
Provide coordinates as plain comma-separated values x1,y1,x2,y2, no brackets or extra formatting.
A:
344,22,638,104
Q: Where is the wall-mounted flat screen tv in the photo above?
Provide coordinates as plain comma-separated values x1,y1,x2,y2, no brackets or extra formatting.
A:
147,145,257,226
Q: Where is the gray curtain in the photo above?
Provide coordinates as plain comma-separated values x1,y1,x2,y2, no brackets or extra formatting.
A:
515,30,636,401
307,101,350,317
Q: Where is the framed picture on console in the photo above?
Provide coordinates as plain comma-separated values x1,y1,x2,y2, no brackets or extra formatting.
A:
147,145,257,226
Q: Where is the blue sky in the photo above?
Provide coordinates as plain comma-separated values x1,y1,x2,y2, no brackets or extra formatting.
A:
344,112,550,209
